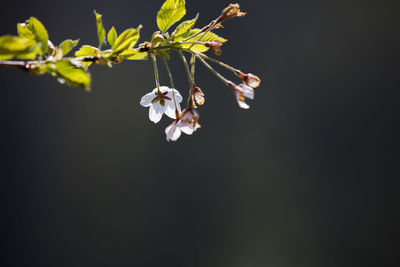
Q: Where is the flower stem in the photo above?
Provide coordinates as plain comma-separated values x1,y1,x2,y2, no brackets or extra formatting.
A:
162,58,179,117
185,17,221,50
190,55,196,81
162,58,175,89
197,52,242,76
178,50,195,107
151,53,161,93
196,54,231,86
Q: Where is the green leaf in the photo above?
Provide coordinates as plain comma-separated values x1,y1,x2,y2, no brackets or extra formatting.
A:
111,26,141,54
75,45,99,57
15,45,42,60
17,24,35,40
175,28,227,52
75,45,99,67
118,49,148,60
107,26,117,47
0,35,37,60
59,39,79,56
17,17,49,53
53,60,91,90
94,10,106,48
171,13,198,38
157,0,186,32
126,52,148,60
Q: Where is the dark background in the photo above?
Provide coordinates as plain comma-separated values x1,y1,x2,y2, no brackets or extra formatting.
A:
1,0,399,266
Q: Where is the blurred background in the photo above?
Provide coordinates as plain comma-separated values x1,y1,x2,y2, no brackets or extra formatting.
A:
0,0,399,266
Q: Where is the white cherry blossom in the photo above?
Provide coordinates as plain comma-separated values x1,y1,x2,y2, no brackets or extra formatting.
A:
140,86,183,123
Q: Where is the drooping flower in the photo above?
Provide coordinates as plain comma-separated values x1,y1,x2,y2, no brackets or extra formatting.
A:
140,86,183,123
165,108,201,142
229,82,254,109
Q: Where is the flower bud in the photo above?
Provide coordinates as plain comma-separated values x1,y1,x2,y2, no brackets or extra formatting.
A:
205,40,223,56
193,85,205,106
221,4,246,21
238,72,261,88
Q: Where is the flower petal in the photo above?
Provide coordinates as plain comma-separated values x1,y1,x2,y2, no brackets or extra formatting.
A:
165,122,181,141
237,99,250,109
149,102,166,123
237,84,254,100
164,101,181,119
234,91,250,109
178,122,200,135
140,91,156,107
166,89,183,104
159,86,170,93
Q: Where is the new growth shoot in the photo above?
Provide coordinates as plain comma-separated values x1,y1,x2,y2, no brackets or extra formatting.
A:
0,1,261,141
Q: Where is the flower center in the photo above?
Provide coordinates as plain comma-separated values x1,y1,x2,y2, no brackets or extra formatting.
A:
151,90,172,106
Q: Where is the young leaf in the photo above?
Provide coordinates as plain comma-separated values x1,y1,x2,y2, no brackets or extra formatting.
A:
175,28,227,52
94,10,106,48
156,0,186,33
59,39,79,56
171,13,198,38
53,60,91,90
17,24,35,40
118,49,148,60
126,52,148,60
75,45,99,57
17,17,49,53
107,26,117,47
75,45,99,67
0,35,37,60
111,26,141,54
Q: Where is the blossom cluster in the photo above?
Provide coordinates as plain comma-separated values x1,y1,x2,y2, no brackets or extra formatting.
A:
139,2,261,141
0,1,260,142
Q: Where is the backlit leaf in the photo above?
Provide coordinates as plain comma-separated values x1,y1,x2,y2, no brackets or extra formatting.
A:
119,49,148,60
126,52,148,60
53,60,91,90
75,45,99,57
59,39,79,56
112,27,141,54
94,10,106,48
171,13,198,38
157,0,186,32
17,17,49,53
0,35,37,60
107,26,117,47
74,45,99,67
175,28,227,52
